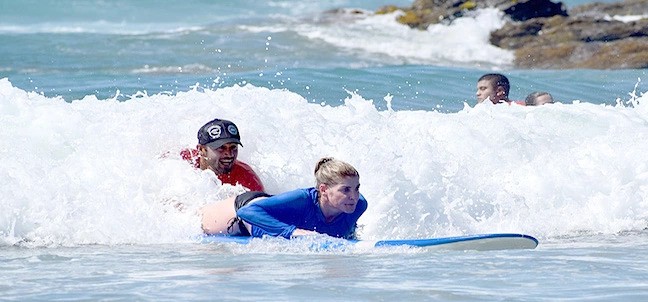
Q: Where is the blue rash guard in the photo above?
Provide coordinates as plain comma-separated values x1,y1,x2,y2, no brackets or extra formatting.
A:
236,187,368,239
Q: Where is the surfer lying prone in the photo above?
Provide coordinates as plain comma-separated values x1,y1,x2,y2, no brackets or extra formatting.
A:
199,157,367,239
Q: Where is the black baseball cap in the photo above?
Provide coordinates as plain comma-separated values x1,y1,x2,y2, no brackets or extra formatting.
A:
197,118,242,149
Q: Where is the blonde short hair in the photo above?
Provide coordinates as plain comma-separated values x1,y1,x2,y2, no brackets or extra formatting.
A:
314,157,359,187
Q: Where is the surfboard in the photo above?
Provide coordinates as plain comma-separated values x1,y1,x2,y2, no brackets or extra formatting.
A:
200,233,538,251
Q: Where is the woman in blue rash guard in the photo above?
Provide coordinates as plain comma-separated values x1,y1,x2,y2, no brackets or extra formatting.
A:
199,157,368,239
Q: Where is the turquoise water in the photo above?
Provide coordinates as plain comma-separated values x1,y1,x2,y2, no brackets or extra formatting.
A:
3,234,648,301
1,0,644,110
2,0,648,300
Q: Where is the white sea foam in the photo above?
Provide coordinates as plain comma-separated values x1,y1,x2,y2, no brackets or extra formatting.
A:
242,8,513,67
131,64,216,75
607,14,648,22
0,22,204,35
1,78,647,247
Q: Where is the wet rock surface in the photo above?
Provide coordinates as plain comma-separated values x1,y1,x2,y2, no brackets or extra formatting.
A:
376,0,648,69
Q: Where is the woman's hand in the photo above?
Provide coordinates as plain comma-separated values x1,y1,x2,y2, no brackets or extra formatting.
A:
291,228,319,237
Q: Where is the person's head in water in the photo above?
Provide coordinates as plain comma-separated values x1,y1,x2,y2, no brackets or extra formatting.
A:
476,73,510,104
525,91,554,106
314,157,361,215
196,118,242,174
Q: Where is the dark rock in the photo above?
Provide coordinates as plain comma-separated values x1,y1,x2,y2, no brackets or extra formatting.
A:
502,0,567,21
377,0,648,69
514,38,648,69
388,0,568,27
492,17,648,46
491,13,648,68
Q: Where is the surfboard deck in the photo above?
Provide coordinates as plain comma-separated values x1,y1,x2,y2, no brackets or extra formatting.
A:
200,233,538,251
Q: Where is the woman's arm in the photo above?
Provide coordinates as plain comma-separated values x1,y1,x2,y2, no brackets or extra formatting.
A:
236,189,310,238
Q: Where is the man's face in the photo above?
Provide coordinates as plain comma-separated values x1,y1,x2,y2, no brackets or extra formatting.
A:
201,142,239,174
476,79,497,103
535,94,554,105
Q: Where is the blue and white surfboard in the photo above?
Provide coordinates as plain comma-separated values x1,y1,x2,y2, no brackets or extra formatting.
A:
201,233,538,251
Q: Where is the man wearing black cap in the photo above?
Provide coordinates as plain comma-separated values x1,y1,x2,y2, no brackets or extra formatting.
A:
181,118,265,192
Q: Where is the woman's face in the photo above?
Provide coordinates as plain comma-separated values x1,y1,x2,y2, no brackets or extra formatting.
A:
321,176,360,215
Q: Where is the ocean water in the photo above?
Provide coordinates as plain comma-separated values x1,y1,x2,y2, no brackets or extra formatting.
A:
2,0,648,300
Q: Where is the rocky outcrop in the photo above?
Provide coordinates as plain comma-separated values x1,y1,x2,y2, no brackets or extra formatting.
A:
493,15,648,68
570,0,648,17
377,0,648,69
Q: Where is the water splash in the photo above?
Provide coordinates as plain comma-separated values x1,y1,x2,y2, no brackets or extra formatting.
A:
1,78,647,247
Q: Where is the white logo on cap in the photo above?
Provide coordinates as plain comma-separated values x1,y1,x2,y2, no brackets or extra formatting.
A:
207,125,222,139
227,125,238,136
